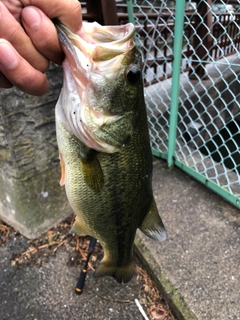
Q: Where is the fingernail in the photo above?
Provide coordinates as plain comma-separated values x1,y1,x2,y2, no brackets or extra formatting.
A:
22,7,42,28
0,40,19,70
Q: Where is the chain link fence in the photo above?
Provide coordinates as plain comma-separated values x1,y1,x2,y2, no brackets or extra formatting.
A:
125,0,240,208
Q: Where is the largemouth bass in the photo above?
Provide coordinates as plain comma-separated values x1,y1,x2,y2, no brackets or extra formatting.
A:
55,21,166,283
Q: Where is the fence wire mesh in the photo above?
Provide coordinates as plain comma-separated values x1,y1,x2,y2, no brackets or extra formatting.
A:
125,0,240,208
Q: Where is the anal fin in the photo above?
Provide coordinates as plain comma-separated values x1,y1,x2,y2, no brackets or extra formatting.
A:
139,198,167,242
70,217,88,236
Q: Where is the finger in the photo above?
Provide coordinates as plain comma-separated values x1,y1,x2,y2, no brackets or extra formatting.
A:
0,73,13,89
0,2,49,72
21,7,64,65
1,0,22,22
0,40,49,95
21,0,82,33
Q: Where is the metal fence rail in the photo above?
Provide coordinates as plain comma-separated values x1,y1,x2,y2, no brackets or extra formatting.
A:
126,0,240,209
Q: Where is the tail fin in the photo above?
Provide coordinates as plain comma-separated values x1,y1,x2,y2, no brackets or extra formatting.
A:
94,259,135,284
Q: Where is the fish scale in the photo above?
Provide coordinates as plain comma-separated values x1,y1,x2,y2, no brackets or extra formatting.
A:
55,21,166,283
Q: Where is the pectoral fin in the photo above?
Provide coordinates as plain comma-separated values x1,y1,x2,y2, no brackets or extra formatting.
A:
80,154,103,191
59,153,66,186
139,198,167,242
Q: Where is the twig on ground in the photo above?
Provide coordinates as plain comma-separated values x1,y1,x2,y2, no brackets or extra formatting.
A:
1,215,175,319
95,292,132,304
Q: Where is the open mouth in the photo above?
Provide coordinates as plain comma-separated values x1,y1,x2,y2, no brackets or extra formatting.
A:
56,21,135,62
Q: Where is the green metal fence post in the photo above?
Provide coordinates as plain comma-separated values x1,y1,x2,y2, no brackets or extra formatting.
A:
167,0,186,167
125,0,240,209
126,0,135,25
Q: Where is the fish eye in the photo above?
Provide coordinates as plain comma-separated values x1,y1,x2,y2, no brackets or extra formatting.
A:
125,65,141,84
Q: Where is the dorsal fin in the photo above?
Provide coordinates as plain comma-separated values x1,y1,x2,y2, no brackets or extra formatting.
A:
139,197,167,242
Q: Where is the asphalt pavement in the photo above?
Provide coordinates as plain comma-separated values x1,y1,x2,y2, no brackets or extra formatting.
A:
0,234,153,320
1,157,239,320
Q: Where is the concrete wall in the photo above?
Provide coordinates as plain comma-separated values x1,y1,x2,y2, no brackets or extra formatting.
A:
0,64,71,239
1,56,239,238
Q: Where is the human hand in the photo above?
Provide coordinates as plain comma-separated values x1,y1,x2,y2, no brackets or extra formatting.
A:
0,0,82,95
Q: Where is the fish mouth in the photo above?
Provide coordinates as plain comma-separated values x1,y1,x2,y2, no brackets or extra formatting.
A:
56,20,136,87
56,21,135,62
55,21,136,153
